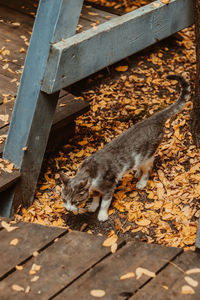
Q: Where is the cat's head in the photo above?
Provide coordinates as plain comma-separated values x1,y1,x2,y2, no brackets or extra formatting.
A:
60,172,89,211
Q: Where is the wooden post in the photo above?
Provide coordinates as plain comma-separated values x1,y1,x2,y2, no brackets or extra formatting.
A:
1,0,84,216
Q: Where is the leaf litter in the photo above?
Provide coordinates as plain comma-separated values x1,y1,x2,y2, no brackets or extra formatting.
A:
13,4,200,252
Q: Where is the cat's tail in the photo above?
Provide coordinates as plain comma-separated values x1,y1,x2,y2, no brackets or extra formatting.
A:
158,74,190,122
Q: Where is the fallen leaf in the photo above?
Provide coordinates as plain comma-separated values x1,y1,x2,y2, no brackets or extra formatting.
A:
136,267,156,279
29,263,41,275
184,276,198,287
153,2,160,8
12,284,24,292
1,221,18,232
25,286,31,294
161,0,170,4
102,234,118,247
115,66,128,72
10,238,19,246
181,285,195,295
90,289,106,297
111,242,118,253
31,275,39,282
0,114,9,123
186,268,200,275
120,272,135,280
135,219,151,226
16,265,23,271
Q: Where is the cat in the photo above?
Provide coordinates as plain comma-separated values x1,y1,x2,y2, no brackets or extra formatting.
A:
60,75,190,222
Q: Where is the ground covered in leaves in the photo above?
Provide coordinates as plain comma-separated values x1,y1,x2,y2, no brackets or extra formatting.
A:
15,6,200,250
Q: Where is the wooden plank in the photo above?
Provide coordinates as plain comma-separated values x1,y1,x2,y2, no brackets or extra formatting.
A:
55,240,182,299
41,0,194,93
0,94,89,156
0,222,67,279
0,231,113,299
130,251,200,300
0,170,20,193
196,218,200,248
2,0,84,217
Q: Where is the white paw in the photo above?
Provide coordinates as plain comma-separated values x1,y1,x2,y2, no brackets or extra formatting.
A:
87,203,99,212
136,180,147,190
64,201,78,211
98,210,108,222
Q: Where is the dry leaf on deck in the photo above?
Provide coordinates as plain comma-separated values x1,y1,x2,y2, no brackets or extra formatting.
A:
102,234,118,247
29,263,41,275
136,267,156,279
16,265,23,271
1,221,18,232
31,275,39,282
120,272,135,280
181,285,195,295
90,289,106,297
10,238,19,246
12,284,24,292
184,276,198,287
0,114,9,123
111,242,118,253
186,268,200,275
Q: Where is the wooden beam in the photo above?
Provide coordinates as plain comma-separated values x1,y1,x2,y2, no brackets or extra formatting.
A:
41,0,194,94
1,0,84,217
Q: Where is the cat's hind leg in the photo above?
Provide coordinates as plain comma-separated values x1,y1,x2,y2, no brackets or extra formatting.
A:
87,191,101,212
136,156,154,189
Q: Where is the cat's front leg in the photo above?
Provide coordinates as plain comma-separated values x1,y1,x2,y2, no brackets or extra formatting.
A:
98,192,113,222
87,192,101,212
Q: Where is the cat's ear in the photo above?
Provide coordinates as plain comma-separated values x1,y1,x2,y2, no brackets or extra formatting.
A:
60,172,69,185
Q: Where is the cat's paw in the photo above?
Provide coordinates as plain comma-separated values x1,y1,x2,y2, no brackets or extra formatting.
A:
87,203,99,212
136,180,147,189
98,210,108,222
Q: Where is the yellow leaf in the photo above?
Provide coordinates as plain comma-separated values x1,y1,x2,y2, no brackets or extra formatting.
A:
136,267,155,279
161,0,170,4
31,275,39,282
186,268,200,275
29,263,41,275
102,234,118,247
10,238,19,246
111,242,118,253
1,221,18,232
90,289,106,297
120,272,135,280
15,265,23,271
184,276,198,287
135,219,151,226
115,65,128,72
12,284,24,292
181,285,195,295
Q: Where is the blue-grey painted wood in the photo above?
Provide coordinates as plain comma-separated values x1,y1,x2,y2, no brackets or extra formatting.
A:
196,218,200,249
41,0,194,94
1,0,84,217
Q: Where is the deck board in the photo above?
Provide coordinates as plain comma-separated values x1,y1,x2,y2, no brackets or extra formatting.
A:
0,230,112,299
0,221,67,279
0,220,198,300
131,251,200,300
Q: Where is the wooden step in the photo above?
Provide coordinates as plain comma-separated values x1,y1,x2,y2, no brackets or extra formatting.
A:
0,158,20,193
0,93,90,156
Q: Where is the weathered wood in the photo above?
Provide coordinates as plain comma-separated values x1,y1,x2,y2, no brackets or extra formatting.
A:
0,222,67,279
131,250,200,300
0,94,89,156
0,169,20,193
0,231,113,299
2,0,84,217
42,0,194,93
55,240,181,299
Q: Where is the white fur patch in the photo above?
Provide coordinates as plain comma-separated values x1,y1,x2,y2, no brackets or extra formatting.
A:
132,152,142,170
98,210,108,222
64,201,78,211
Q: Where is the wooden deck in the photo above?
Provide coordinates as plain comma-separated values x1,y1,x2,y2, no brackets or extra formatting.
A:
0,217,199,299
